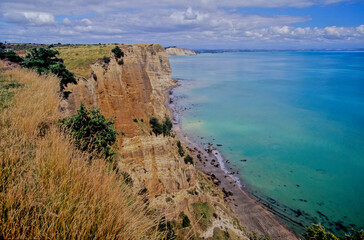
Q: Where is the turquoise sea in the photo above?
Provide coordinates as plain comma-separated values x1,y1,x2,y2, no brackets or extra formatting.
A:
169,52,364,235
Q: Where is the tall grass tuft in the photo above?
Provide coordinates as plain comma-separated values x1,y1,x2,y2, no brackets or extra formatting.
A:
0,68,161,239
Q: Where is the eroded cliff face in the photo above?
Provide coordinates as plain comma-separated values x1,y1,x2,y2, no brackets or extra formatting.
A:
166,47,197,56
62,44,246,239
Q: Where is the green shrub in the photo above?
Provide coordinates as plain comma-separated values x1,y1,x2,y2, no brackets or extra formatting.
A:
103,56,110,64
192,202,212,230
112,46,124,59
60,103,118,159
0,51,23,63
149,117,173,137
302,224,364,240
162,117,173,136
118,59,124,65
184,155,194,165
177,141,184,157
22,47,76,90
149,117,163,136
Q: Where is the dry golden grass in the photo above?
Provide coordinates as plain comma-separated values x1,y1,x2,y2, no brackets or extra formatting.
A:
0,68,162,239
56,44,115,78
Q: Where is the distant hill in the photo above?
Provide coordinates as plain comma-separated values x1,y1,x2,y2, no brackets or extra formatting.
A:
165,46,196,56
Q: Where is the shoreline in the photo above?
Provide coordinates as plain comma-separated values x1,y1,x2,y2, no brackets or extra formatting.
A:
167,79,299,240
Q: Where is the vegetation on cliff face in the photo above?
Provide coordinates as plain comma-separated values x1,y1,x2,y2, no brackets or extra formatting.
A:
60,103,119,159
184,155,194,165
0,67,162,239
112,45,124,59
177,140,185,157
303,224,364,240
149,117,173,136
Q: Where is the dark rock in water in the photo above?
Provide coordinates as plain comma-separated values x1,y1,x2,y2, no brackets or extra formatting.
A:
296,184,300,187
293,209,303,217
240,159,247,162
217,144,223,146
317,211,329,221
334,221,348,232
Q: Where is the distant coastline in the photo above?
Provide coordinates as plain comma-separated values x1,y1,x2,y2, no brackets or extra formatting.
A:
193,49,364,54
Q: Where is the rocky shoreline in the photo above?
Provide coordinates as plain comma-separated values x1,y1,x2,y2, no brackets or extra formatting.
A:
167,79,299,240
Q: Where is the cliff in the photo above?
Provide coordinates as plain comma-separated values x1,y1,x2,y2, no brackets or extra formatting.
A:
60,44,247,239
166,47,197,56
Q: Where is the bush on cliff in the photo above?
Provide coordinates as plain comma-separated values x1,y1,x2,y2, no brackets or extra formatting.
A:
184,155,194,165
112,46,124,59
163,117,173,136
0,51,24,64
177,141,184,157
150,117,173,136
103,56,111,64
60,103,118,159
22,47,76,90
303,224,364,240
150,117,163,136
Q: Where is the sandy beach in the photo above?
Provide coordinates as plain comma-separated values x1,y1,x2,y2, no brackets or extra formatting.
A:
168,81,299,240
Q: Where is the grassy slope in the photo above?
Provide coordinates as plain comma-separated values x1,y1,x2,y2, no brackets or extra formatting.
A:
0,66,161,239
56,44,115,78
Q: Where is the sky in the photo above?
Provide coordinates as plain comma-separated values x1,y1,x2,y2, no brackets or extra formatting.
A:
0,0,364,49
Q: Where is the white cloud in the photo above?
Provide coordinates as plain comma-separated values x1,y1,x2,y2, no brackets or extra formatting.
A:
81,18,92,26
3,12,56,25
243,25,364,41
62,17,72,25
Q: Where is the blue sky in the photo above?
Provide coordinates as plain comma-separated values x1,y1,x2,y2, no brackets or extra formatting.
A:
0,0,363,49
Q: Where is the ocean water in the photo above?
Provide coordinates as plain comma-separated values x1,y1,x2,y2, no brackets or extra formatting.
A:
169,52,364,235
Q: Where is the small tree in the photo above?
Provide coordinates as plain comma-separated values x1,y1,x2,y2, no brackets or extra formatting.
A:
60,103,118,159
112,46,124,59
22,47,76,90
